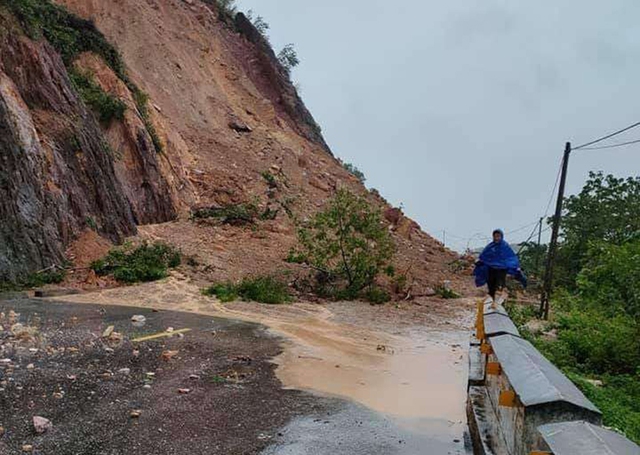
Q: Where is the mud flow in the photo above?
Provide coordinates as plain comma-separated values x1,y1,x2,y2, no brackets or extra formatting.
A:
56,276,473,452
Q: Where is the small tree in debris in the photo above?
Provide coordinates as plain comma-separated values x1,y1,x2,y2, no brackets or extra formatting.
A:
290,189,394,298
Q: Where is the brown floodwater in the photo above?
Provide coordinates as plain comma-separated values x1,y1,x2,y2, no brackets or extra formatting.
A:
56,276,472,444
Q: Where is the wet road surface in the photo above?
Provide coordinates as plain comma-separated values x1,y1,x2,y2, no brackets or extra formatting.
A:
4,290,473,454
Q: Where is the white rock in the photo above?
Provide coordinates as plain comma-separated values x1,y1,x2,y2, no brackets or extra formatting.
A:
33,416,53,434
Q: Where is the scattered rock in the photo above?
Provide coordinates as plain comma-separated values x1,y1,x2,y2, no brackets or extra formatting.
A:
118,368,131,375
178,388,191,394
161,350,179,361
33,416,53,434
131,315,147,327
22,445,33,452
102,326,115,338
228,120,252,133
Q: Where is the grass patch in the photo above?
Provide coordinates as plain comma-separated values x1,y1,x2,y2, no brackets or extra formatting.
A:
69,68,126,124
91,242,180,284
203,276,291,304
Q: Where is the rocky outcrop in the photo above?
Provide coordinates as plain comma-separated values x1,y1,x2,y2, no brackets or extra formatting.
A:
0,19,137,280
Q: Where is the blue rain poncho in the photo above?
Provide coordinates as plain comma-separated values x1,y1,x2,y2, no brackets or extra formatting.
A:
474,230,527,288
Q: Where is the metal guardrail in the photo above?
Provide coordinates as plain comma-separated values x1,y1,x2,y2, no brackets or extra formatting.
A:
468,300,639,455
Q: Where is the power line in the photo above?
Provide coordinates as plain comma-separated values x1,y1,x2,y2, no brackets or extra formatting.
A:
542,156,564,219
578,137,640,151
573,120,640,150
505,220,540,236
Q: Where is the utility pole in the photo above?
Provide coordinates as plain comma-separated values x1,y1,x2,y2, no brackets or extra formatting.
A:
535,217,543,275
443,230,446,248
540,142,572,320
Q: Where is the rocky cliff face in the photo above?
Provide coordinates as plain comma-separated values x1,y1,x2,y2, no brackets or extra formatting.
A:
0,0,461,291
0,18,137,281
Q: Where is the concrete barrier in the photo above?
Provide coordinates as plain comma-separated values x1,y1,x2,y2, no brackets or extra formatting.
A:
467,300,639,455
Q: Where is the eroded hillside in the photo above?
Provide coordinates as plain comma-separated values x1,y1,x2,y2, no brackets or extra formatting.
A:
0,0,465,294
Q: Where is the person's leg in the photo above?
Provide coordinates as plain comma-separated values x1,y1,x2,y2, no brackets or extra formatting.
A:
487,267,497,299
494,269,508,304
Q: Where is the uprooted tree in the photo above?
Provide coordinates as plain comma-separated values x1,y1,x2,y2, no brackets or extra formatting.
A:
289,189,394,299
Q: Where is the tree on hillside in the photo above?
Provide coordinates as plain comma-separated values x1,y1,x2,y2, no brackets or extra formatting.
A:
278,43,299,74
246,9,270,37
554,172,640,288
289,189,394,298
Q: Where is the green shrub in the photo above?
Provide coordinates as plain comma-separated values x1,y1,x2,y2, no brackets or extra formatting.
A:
547,310,639,376
5,0,127,76
203,276,291,304
69,69,126,124
435,286,460,299
261,171,277,188
506,300,640,444
364,287,391,305
576,239,640,319
202,282,238,302
341,162,366,184
568,373,640,443
191,202,260,226
0,268,66,292
291,189,394,299
91,242,180,284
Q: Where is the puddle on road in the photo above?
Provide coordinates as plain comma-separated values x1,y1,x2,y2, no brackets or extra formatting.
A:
55,277,471,445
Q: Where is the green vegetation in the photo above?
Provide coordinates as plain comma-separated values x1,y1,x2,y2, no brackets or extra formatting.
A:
435,286,461,299
508,298,640,444
246,9,269,38
191,202,260,226
278,44,299,74
213,0,237,18
363,286,391,305
505,172,640,443
341,162,366,184
289,189,394,300
191,200,280,225
91,242,181,284
5,0,163,152
202,275,291,304
69,69,126,124
5,0,127,75
0,268,66,292
132,88,163,152
261,171,277,188
554,172,640,289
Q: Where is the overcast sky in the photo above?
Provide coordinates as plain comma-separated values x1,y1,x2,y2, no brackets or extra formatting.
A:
237,0,640,252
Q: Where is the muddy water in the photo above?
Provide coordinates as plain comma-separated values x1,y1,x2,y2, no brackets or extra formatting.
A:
55,276,473,449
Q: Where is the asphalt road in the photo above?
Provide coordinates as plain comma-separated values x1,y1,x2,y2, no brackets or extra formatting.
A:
0,297,470,455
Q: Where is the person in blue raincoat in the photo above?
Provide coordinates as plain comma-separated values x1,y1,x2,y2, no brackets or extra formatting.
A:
474,229,527,300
